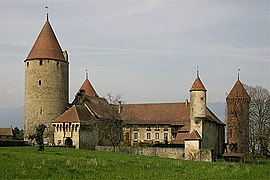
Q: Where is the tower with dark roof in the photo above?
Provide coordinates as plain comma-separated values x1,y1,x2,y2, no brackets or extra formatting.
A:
226,79,250,154
189,73,207,137
24,17,69,143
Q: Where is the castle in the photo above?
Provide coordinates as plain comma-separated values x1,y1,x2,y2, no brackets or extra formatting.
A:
24,16,251,158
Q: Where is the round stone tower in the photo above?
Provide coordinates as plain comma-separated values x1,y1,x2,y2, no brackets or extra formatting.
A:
24,16,69,143
189,72,207,137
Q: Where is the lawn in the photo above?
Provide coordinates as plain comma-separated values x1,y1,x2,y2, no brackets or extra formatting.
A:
0,147,269,179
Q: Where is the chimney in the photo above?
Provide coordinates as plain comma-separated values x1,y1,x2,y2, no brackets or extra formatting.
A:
185,99,189,106
118,101,122,113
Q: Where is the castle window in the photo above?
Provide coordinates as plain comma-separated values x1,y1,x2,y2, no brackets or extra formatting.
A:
164,125,169,131
39,60,43,65
40,108,43,114
201,97,204,100
155,125,160,131
56,124,59,132
147,133,151,139
75,124,79,132
134,133,138,140
72,124,75,132
164,133,168,140
155,133,159,140
27,62,29,67
57,62,60,66
146,126,151,131
60,124,62,132
39,80,41,85
133,125,139,131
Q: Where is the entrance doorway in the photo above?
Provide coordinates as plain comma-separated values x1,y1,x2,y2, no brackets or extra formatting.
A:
65,138,73,147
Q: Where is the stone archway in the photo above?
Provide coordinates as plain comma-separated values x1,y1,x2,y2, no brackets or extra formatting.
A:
65,137,73,147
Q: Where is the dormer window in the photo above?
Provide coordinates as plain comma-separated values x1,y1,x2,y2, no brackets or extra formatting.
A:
164,125,169,131
146,126,151,131
155,125,160,131
133,125,139,131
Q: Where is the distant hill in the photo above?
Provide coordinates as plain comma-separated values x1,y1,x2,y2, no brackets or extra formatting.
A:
0,102,226,130
0,106,23,129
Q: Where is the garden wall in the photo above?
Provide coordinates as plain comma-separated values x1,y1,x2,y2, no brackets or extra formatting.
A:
96,146,185,159
96,146,213,162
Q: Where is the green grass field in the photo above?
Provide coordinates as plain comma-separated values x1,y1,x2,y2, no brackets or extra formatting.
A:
0,147,269,179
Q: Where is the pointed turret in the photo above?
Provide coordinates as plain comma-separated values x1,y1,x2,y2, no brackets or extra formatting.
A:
189,71,207,137
190,77,207,91
26,19,65,61
227,80,249,99
79,78,98,97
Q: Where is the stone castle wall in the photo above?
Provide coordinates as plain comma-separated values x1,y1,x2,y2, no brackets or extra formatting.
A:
96,146,213,162
24,59,69,142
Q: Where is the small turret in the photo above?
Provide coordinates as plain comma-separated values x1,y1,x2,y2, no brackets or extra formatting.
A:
78,70,98,97
189,71,207,136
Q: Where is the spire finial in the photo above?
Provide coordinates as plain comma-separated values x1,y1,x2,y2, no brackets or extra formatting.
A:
237,68,240,80
86,69,88,80
196,65,199,78
45,6,49,21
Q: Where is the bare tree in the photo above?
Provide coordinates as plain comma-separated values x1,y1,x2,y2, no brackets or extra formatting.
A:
96,93,124,151
105,92,123,104
245,85,270,157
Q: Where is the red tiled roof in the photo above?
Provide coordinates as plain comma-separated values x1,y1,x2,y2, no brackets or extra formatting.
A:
26,20,65,61
52,105,95,124
190,77,207,91
0,128,13,136
227,80,250,99
185,130,202,140
172,132,189,144
84,96,120,120
120,103,190,125
79,79,98,97
120,102,225,126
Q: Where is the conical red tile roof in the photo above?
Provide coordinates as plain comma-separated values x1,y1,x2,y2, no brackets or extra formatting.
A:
26,20,65,61
79,79,98,97
227,80,249,99
190,77,207,91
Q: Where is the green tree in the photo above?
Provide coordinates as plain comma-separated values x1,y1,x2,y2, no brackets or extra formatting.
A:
29,124,47,151
13,127,24,140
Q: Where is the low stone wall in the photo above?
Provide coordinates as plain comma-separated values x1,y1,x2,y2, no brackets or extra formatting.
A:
96,146,213,162
95,146,185,159
184,148,213,162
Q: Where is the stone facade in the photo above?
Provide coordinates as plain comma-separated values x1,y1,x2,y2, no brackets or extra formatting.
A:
24,19,69,143
123,124,172,146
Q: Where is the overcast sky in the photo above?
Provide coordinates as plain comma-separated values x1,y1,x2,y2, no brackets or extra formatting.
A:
0,0,269,108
